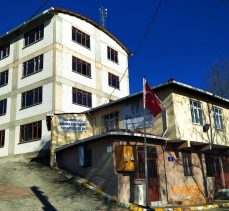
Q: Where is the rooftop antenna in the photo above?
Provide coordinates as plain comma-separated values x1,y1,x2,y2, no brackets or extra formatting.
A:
99,6,108,28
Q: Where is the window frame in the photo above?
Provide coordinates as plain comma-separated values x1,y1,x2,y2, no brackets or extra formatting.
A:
182,152,192,176
212,107,224,130
0,99,7,116
79,146,92,168
22,54,43,78
21,87,42,109
135,146,158,180
0,70,9,87
72,88,92,108
0,44,10,60
205,154,215,177
108,72,120,89
103,112,119,132
72,56,91,78
190,99,203,125
24,24,44,47
205,154,221,178
72,27,90,49
20,121,42,143
0,130,5,148
107,46,118,63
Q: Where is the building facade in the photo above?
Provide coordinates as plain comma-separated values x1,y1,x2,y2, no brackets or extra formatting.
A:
53,80,229,206
0,8,131,157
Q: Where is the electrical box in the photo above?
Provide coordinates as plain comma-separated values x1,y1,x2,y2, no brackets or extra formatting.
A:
115,145,134,172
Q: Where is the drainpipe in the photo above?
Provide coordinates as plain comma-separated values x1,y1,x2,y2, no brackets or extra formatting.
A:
161,107,168,138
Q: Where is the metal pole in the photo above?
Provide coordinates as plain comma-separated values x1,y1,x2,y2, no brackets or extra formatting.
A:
143,77,149,207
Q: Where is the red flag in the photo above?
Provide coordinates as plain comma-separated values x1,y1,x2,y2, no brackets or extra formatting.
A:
143,80,162,117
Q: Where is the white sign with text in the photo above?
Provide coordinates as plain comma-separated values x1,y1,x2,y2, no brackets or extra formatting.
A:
122,99,153,130
58,117,87,132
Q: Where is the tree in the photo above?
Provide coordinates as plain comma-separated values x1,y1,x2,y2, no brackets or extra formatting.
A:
208,59,229,99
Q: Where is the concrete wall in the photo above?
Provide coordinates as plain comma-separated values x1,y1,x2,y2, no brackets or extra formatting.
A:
56,138,221,205
0,129,10,157
173,93,229,145
0,9,131,157
56,13,129,108
56,138,119,197
51,113,94,164
0,18,54,157
14,119,50,155
163,150,206,203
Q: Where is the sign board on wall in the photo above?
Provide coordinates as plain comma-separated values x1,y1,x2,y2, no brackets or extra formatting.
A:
58,117,87,132
167,156,174,162
122,99,153,130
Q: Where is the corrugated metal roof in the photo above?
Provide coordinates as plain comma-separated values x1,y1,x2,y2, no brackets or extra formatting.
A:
79,79,229,114
55,130,167,152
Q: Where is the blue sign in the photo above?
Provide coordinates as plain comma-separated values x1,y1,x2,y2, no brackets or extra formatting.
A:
168,156,174,162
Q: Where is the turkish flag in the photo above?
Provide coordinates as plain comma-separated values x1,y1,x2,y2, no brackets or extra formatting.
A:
143,81,162,117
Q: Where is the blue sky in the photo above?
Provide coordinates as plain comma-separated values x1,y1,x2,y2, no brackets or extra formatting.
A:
1,0,229,94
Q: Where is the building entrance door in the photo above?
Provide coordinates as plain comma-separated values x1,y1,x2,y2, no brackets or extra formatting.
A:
222,156,229,188
147,147,160,202
214,157,223,189
135,146,160,203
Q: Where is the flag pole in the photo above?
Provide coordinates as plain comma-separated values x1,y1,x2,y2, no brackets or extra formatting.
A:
143,76,149,207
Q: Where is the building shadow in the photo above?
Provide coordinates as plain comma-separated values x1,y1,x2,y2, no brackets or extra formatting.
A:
30,141,50,167
31,186,57,211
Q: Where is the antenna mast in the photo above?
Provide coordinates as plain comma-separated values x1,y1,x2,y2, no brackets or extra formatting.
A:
99,6,108,28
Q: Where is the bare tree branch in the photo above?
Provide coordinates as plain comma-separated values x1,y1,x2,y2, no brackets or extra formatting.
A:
208,59,229,99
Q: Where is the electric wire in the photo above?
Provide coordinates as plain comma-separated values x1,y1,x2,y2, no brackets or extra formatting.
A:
103,0,163,104
24,0,163,105
26,0,50,22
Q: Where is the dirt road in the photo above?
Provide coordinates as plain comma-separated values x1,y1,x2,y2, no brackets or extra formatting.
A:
0,156,127,211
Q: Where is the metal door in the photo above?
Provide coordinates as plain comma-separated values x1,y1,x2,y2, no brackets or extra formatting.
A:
135,146,160,203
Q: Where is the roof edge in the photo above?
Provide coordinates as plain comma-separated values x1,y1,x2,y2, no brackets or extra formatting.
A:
55,131,167,152
153,79,229,103
0,7,132,56
82,79,229,114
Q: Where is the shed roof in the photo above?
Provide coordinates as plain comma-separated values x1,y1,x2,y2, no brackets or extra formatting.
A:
55,130,167,152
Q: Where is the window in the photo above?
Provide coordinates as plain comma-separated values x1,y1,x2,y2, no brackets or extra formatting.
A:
212,107,223,130
24,24,44,47
72,27,90,49
0,70,8,87
0,44,10,60
182,152,192,176
135,147,157,179
190,100,203,125
0,99,7,116
107,46,118,63
20,121,42,143
103,112,119,132
108,72,120,89
72,88,92,107
205,154,220,177
72,56,91,78
21,87,42,109
23,55,43,77
0,130,5,148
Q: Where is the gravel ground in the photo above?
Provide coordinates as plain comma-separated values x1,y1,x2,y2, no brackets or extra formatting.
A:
0,156,128,211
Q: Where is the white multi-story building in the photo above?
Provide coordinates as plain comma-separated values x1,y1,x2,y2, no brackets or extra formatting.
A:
0,7,131,157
